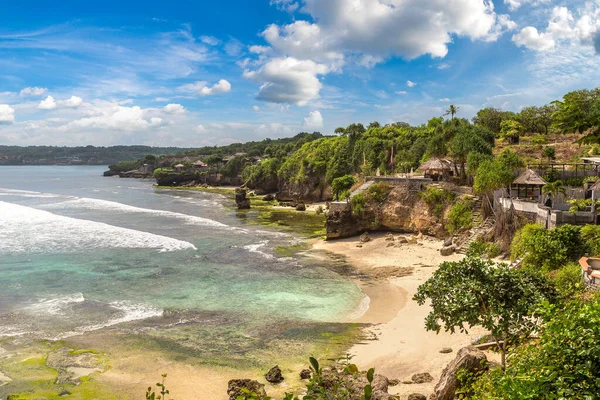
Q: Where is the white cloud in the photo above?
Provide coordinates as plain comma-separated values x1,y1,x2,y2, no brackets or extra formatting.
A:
163,103,186,114
439,98,451,102
264,0,512,62
63,104,162,132
396,91,408,95
243,57,329,106
504,0,550,12
0,104,16,124
513,27,556,51
200,36,220,46
61,96,83,108
302,110,324,130
513,5,600,52
249,45,270,54
38,96,57,110
270,0,299,13
19,87,48,97
253,105,261,111
437,63,451,70
407,80,417,88
178,80,232,96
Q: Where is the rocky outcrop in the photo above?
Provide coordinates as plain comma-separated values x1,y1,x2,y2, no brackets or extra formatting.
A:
440,246,456,256
276,178,333,203
326,181,448,240
227,379,266,400
431,347,488,400
235,189,251,209
264,365,284,383
319,369,392,400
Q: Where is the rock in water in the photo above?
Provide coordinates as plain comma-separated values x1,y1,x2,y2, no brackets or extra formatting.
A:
235,188,251,209
300,369,311,379
360,231,371,243
227,379,266,400
265,365,284,383
296,203,306,211
432,347,488,400
411,372,434,384
263,194,275,201
440,245,455,256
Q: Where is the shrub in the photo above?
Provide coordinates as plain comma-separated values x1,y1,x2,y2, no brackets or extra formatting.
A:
446,198,473,234
581,225,600,256
564,177,583,187
531,134,548,145
419,186,456,218
541,145,555,159
153,168,176,180
332,175,358,200
548,263,585,300
511,224,589,273
351,194,366,216
466,240,501,259
366,182,391,204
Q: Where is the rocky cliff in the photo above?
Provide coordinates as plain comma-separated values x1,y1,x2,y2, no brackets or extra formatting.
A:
326,181,447,240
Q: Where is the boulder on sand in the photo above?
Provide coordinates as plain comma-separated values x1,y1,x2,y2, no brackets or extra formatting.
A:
265,365,284,383
440,246,455,256
431,347,488,400
227,379,266,400
411,372,434,384
360,232,371,243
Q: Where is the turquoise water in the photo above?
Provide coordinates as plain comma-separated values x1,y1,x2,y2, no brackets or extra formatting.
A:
0,166,364,342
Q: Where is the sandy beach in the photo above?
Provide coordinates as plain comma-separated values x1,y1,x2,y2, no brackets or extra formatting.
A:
314,232,487,399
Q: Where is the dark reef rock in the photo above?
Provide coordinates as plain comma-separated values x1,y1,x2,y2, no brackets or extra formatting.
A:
263,194,276,201
295,203,306,211
264,365,284,383
235,188,251,210
227,379,266,400
300,369,311,379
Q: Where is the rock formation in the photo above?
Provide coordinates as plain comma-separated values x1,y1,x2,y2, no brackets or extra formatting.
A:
235,188,251,209
227,379,267,400
264,365,284,383
431,347,488,400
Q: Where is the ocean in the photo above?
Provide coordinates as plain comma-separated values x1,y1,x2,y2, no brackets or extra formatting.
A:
0,166,365,367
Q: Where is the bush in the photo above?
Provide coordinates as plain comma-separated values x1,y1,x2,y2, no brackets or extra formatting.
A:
511,224,589,273
466,240,501,259
564,177,583,187
472,295,600,399
446,198,473,234
548,263,585,300
366,182,391,204
332,175,358,200
419,186,456,218
542,145,555,159
351,194,365,216
153,168,176,180
581,225,600,256
531,134,548,145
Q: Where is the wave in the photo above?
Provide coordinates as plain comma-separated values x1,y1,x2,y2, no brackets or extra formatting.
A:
41,197,230,228
0,201,197,254
0,188,60,198
25,293,85,315
347,294,371,320
242,240,276,260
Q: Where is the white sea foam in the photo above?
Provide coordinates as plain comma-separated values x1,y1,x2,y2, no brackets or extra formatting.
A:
347,294,371,320
242,240,275,260
26,293,85,315
0,188,60,198
56,301,164,339
43,197,229,228
0,201,197,254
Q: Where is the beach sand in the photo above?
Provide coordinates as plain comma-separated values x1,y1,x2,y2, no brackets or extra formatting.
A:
313,232,488,399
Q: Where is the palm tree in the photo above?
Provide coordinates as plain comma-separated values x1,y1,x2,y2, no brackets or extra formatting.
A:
542,180,567,205
445,105,459,120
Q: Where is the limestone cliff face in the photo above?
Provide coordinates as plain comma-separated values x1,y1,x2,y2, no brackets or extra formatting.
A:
275,178,333,203
326,182,446,239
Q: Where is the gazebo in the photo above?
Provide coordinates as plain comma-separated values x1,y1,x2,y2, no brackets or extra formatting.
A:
174,163,185,171
418,158,454,181
511,169,546,201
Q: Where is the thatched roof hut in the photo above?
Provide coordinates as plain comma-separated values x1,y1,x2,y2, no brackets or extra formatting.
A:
513,169,546,186
418,157,453,172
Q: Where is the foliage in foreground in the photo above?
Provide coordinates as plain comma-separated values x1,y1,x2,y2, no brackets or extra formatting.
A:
472,294,600,399
413,256,557,368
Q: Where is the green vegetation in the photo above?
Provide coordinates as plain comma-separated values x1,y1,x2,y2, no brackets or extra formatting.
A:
331,175,357,201
446,197,473,234
351,194,365,216
414,256,557,368
419,186,456,218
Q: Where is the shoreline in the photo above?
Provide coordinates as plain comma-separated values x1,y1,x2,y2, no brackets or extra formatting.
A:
313,232,488,398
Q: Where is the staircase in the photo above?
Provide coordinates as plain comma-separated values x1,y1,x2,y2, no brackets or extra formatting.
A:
456,196,495,254
350,180,375,198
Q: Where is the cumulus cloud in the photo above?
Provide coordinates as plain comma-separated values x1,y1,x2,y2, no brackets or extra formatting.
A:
61,96,83,108
178,80,232,96
0,104,16,124
163,103,186,114
270,0,299,13
513,5,600,52
38,96,57,110
19,87,48,97
243,57,329,106
504,0,550,12
407,81,417,88
595,32,600,54
63,104,163,132
302,110,324,129
265,0,512,61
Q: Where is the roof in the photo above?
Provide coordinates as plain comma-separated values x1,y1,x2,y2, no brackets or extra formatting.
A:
418,157,453,171
174,163,184,168
193,160,208,167
582,157,600,164
513,169,547,186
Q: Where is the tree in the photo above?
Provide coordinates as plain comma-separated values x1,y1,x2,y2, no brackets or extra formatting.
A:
500,119,524,144
445,104,459,120
542,146,556,160
472,296,600,399
331,175,358,201
413,257,557,368
542,180,566,200
334,127,346,135
552,88,600,144
449,125,493,180
473,108,515,134
367,121,381,129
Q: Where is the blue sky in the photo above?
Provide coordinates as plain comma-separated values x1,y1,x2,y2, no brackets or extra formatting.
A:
0,0,599,146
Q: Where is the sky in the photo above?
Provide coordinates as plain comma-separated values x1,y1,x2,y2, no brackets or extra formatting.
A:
0,0,599,147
